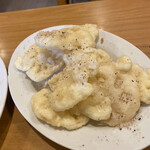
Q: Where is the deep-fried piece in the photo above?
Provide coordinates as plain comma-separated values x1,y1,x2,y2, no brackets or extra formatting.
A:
31,89,89,130
74,63,115,121
15,44,64,82
93,58,141,126
116,56,132,72
63,48,112,84
35,24,99,51
48,48,111,112
48,69,93,111
132,64,150,104
77,89,112,121
102,73,140,126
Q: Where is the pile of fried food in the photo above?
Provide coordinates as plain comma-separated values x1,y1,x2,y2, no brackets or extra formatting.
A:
15,24,150,130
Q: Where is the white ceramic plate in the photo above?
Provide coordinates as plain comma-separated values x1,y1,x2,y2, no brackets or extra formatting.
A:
8,25,150,150
0,57,8,118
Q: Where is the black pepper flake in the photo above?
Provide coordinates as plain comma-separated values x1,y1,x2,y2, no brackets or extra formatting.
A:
138,118,141,120
132,80,134,82
119,128,122,130
82,144,84,146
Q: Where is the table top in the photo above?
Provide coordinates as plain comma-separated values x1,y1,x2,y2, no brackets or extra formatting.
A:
0,0,150,149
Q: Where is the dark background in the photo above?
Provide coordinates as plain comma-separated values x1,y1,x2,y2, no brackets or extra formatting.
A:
0,0,91,12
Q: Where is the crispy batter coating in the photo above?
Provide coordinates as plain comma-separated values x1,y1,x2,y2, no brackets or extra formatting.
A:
77,90,112,121
99,59,141,126
31,89,89,130
103,73,140,126
63,48,112,83
132,64,150,104
116,55,132,72
48,69,93,111
35,24,99,51
15,44,64,82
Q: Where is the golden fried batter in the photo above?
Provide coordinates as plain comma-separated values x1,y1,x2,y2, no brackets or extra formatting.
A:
48,68,93,111
15,44,64,82
35,24,99,51
31,89,89,130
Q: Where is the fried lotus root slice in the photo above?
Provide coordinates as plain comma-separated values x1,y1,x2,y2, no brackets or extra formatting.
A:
102,73,140,126
35,24,99,51
78,93,112,121
31,89,89,130
15,44,64,82
48,69,94,111
132,64,150,104
63,48,112,83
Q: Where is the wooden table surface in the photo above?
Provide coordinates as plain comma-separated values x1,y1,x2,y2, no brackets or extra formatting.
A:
0,0,150,149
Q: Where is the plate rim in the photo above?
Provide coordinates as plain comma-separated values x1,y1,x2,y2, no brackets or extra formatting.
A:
0,57,8,118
